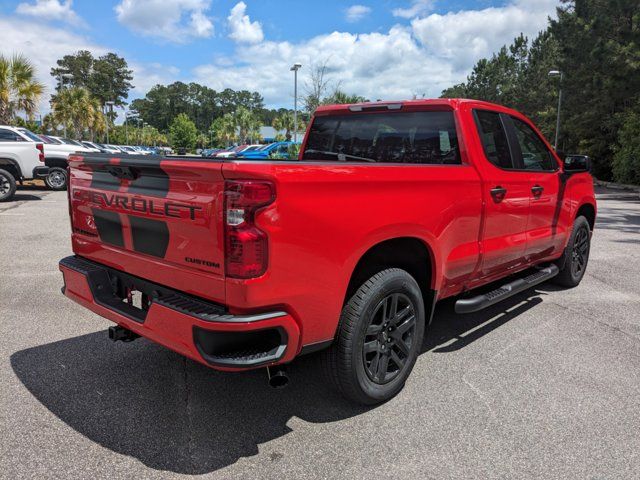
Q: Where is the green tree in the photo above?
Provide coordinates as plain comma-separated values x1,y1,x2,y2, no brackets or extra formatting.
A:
210,114,238,146
549,0,640,179
130,82,266,133
323,89,368,105
51,86,105,140
233,106,261,143
0,54,45,123
272,112,294,140
13,116,43,133
169,113,197,151
51,51,133,108
612,103,640,184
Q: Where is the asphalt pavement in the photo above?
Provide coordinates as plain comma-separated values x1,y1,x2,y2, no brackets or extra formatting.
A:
1,183,639,479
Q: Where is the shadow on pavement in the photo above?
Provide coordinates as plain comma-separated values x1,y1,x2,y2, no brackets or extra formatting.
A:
11,286,550,474
11,334,367,474
8,193,44,202
423,289,545,354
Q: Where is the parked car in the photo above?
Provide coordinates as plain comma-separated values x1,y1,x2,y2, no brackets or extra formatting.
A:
81,141,112,153
214,144,261,158
201,148,223,157
18,130,94,190
236,141,295,159
58,99,596,404
0,125,45,201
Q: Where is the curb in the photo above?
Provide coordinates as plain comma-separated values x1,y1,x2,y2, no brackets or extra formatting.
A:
594,179,640,193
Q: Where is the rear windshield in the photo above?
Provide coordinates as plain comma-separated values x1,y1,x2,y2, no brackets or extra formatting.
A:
303,111,461,164
17,128,42,142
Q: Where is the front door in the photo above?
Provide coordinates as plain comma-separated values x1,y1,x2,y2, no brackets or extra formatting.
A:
507,116,568,263
472,110,531,279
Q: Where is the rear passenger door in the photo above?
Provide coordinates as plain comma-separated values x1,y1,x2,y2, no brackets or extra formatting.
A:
473,110,531,279
507,116,566,262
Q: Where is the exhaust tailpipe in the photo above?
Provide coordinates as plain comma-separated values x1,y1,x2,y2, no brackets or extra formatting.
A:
267,366,289,388
108,325,140,342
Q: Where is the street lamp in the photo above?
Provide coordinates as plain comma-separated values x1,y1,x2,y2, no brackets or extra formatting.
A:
548,70,563,151
105,101,115,144
57,72,72,137
290,63,302,143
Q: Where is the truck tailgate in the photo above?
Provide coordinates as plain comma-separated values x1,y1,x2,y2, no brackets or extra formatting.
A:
68,154,226,303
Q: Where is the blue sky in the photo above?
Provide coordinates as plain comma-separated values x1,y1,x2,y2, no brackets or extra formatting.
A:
0,0,559,112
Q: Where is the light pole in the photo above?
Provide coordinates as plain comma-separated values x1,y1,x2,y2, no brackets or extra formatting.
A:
105,101,115,144
290,63,302,143
57,72,72,137
548,70,563,151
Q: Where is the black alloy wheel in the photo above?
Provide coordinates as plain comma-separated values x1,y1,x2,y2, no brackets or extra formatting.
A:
363,293,417,384
571,224,589,278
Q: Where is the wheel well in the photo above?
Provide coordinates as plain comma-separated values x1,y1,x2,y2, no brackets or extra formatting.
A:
576,203,596,231
0,159,21,180
345,237,433,304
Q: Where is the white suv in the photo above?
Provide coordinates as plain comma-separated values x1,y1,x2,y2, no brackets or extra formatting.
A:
0,126,45,202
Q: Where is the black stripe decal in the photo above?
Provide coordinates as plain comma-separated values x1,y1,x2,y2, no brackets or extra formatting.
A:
89,168,120,191
129,215,169,258
92,208,124,247
127,166,170,197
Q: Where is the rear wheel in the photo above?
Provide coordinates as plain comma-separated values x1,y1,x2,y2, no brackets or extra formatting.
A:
554,215,591,287
45,167,68,190
322,268,425,404
0,168,17,202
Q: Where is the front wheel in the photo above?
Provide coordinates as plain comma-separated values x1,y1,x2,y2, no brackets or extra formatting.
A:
45,167,68,190
0,168,17,202
554,215,592,287
322,268,426,405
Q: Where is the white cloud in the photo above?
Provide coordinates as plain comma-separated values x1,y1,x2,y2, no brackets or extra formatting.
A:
15,0,83,26
392,0,434,19
193,0,559,108
227,2,264,44
345,5,372,23
411,0,557,70
3,0,561,117
115,0,213,43
194,27,457,108
0,17,179,115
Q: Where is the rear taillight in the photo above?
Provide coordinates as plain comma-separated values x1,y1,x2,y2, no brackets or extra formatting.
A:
36,143,44,162
224,180,275,279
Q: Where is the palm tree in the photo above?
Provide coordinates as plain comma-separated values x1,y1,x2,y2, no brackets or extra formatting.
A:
233,107,261,143
51,87,104,139
0,54,46,124
272,112,293,140
323,90,368,106
272,112,306,141
212,113,238,146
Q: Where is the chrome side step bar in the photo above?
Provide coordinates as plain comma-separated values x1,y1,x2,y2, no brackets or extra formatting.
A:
455,265,559,314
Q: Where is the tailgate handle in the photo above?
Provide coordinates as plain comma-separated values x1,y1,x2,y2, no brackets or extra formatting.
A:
106,166,139,180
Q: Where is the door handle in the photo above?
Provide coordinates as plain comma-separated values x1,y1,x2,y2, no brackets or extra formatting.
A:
531,185,544,197
490,186,507,203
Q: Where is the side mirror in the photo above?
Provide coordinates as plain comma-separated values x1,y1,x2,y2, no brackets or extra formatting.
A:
563,154,591,173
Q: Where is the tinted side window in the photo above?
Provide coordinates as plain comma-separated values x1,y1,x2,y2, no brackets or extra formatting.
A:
0,129,20,142
511,117,557,171
303,111,461,164
474,110,513,169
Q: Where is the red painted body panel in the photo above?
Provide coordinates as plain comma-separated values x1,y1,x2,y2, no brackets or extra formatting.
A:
61,98,596,370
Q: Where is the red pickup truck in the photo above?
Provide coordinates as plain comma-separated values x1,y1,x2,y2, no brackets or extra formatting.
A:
59,99,596,404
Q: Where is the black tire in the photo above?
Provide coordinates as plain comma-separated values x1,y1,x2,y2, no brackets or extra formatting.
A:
322,268,425,405
554,216,592,287
0,168,17,202
45,167,68,190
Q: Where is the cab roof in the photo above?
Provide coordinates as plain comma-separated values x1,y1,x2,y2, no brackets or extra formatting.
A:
314,98,513,115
